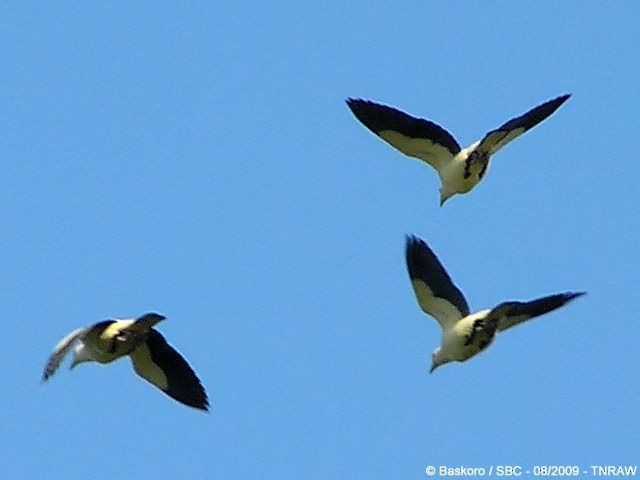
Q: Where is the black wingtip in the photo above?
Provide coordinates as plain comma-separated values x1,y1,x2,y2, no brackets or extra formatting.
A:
346,98,387,134
405,234,430,250
166,378,209,411
184,392,210,412
165,374,210,412
405,233,419,246
164,364,210,412
404,234,441,283
540,93,572,115
529,291,585,317
553,93,572,106
405,233,427,253
494,93,573,136
563,291,586,302
345,97,373,117
537,92,572,113
405,234,428,281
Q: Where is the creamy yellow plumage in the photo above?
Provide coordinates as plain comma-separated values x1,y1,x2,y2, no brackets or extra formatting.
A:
347,94,571,205
42,313,209,411
405,235,584,373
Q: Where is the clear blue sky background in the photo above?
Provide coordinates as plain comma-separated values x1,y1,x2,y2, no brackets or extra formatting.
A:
1,2,638,478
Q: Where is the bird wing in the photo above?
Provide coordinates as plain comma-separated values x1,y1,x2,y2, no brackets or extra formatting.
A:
346,98,461,171
476,94,571,156
42,327,87,381
405,235,470,330
488,291,585,332
130,329,209,411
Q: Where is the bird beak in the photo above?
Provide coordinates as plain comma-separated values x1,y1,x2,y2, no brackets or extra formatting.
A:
439,192,452,207
429,363,438,374
70,357,84,370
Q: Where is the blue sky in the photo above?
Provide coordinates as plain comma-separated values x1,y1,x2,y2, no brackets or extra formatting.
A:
1,2,638,478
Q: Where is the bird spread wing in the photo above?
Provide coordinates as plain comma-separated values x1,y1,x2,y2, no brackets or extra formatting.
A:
130,329,209,411
476,94,571,156
346,98,461,171
405,235,470,330
42,327,87,381
487,291,585,332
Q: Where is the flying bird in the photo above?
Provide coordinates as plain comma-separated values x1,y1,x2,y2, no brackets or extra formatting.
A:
405,235,584,373
346,94,570,205
42,313,209,411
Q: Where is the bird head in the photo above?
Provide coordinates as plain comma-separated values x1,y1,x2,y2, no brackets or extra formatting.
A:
70,343,94,370
429,347,449,374
439,188,454,207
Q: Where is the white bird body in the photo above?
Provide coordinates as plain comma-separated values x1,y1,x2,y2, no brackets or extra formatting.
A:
43,313,209,410
438,142,484,200
347,95,570,205
405,235,584,372
440,309,493,363
69,320,139,365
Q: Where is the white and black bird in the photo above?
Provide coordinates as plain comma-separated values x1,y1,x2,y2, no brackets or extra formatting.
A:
346,94,570,205
405,235,584,373
42,313,209,411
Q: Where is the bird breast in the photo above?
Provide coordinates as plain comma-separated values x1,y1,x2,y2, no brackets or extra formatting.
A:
445,147,484,194
445,310,495,361
84,321,144,363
